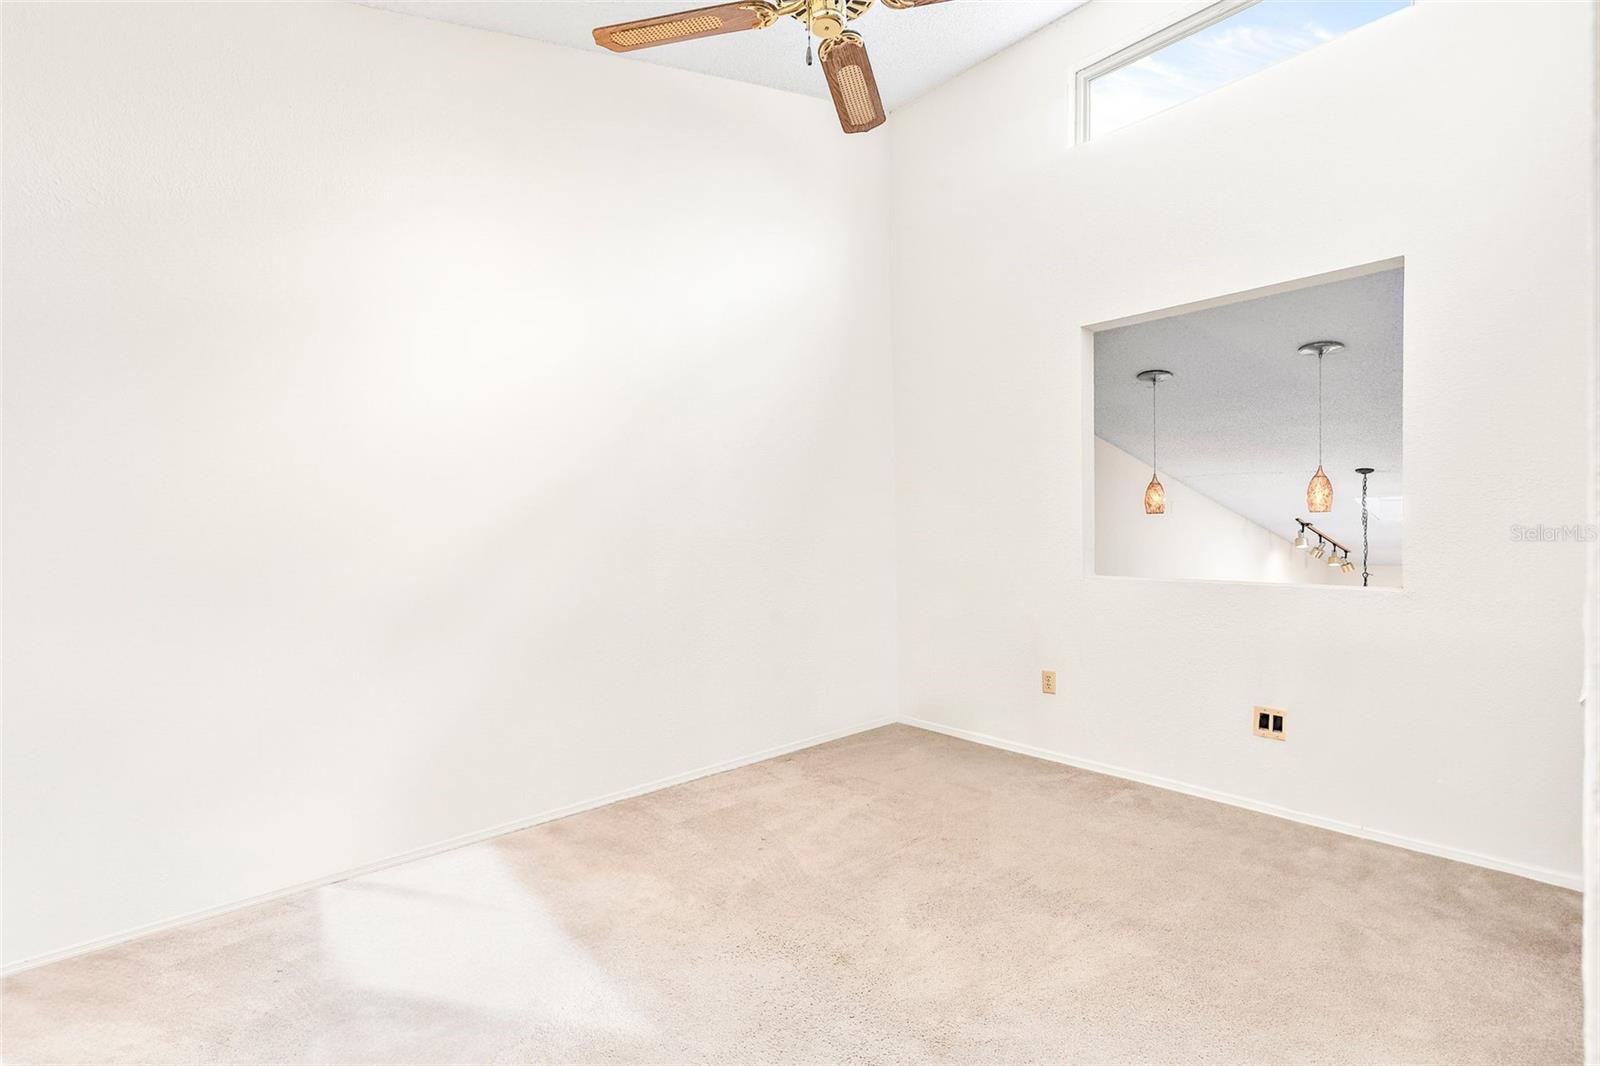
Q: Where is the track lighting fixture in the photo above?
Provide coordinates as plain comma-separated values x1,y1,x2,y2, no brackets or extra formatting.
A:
1293,519,1358,579
1136,369,1173,515
1297,340,1343,513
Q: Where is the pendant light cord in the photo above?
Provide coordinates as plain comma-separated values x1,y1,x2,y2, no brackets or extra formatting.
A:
1151,377,1158,476
1317,354,1324,466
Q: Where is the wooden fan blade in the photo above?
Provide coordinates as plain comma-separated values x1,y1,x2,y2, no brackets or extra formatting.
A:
821,33,886,134
593,2,777,53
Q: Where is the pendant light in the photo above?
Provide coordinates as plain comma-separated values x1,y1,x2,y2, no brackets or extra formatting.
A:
1298,340,1343,513
1136,369,1173,515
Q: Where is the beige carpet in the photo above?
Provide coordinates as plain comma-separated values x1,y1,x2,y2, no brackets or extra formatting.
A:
3,724,1581,1063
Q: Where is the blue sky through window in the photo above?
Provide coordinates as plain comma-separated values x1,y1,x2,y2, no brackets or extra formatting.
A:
1088,1,1410,138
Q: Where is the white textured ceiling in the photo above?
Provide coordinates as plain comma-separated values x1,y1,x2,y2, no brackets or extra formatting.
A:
361,0,1085,112
1094,269,1404,566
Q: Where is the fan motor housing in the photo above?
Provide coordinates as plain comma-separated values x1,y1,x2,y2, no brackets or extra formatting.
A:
788,0,874,39
807,0,848,38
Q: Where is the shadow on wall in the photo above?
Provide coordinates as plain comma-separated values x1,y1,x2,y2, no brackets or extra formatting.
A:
1094,437,1401,587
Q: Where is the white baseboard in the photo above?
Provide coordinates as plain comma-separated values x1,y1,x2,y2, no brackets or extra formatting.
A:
2,716,895,977
899,716,1582,891
9,712,1573,976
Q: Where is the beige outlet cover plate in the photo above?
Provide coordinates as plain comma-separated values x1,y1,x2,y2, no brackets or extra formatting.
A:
1041,670,1057,695
1253,706,1286,739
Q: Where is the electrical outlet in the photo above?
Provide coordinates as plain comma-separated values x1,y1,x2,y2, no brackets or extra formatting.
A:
1253,706,1286,740
1041,670,1057,695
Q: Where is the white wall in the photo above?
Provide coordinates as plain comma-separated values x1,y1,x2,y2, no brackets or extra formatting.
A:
1585,13,1600,1058
2,1,896,967
5,0,1589,974
890,1,1591,883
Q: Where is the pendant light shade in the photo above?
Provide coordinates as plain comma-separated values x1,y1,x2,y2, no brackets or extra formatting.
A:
1298,341,1343,515
1144,475,1166,515
1307,465,1333,513
1136,369,1173,516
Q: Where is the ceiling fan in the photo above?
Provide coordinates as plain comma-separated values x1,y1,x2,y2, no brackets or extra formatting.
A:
593,0,949,134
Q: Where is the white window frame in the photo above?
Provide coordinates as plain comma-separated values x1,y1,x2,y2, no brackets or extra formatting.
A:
1075,0,1260,144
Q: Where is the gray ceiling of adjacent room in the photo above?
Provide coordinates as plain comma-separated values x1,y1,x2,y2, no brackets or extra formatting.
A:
361,1,1085,112
1094,268,1404,566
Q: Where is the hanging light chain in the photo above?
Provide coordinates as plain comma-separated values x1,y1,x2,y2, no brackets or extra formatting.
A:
1359,468,1372,587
